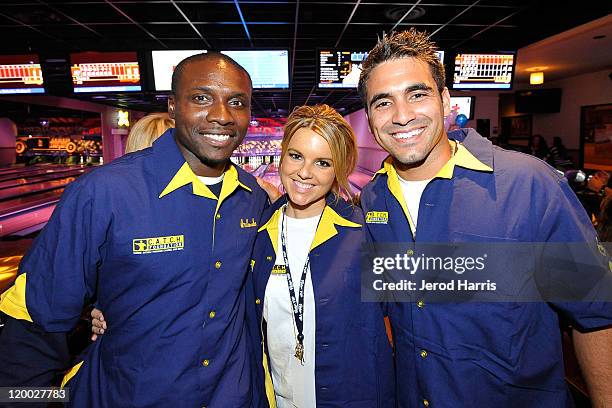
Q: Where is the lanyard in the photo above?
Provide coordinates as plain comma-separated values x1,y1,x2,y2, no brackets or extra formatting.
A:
280,204,324,363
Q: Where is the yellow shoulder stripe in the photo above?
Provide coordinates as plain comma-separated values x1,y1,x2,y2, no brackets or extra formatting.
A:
0,274,32,322
61,361,84,389
258,208,282,255
262,345,276,408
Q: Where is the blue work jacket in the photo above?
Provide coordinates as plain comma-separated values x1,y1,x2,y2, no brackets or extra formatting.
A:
0,129,269,407
360,129,612,408
247,194,395,407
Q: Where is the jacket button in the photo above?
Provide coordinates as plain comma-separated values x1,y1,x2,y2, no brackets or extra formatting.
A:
209,311,216,319
215,261,222,269
255,298,261,305
266,256,273,261
423,399,429,407
417,300,425,308
202,359,210,367
216,213,221,220
420,350,428,358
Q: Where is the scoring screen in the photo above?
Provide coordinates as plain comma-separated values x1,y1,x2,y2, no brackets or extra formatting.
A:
449,96,474,119
71,52,141,93
318,50,368,88
0,55,44,94
452,53,515,90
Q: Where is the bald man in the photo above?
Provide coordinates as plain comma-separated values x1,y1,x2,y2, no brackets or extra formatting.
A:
0,53,268,407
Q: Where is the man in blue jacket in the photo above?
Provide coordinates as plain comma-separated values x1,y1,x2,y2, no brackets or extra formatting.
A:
357,29,612,407
0,52,268,407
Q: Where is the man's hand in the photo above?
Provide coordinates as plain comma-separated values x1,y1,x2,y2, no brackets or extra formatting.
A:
256,176,282,203
573,327,612,407
90,308,106,341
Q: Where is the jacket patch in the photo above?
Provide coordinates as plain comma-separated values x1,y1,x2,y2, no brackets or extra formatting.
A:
271,264,287,275
365,211,389,224
240,218,257,228
133,235,184,254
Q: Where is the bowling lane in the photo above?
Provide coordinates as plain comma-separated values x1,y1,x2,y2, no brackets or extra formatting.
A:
250,163,270,178
0,168,87,191
0,164,84,182
259,162,281,190
0,165,93,238
0,172,87,204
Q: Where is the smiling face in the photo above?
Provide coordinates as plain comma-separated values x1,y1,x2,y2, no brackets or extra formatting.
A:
365,57,451,180
168,55,252,176
280,127,336,218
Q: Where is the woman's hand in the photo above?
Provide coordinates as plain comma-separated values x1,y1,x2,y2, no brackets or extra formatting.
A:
90,308,107,341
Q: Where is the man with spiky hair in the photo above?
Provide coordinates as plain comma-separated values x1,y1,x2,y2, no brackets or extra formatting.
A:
358,29,612,407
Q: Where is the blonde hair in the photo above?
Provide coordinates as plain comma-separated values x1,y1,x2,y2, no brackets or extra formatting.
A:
281,104,358,200
125,112,174,153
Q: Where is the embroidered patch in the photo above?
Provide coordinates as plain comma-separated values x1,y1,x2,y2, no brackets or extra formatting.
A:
133,235,184,254
271,264,287,275
365,211,389,224
240,218,257,228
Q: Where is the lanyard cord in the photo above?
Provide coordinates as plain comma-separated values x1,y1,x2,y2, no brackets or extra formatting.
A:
280,204,324,363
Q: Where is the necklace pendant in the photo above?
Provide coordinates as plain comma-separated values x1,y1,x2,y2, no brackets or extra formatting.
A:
294,342,304,363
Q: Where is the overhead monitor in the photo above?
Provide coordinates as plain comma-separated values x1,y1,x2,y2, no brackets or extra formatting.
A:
70,51,141,93
152,50,207,91
449,96,475,120
221,50,289,89
318,50,368,89
452,53,515,90
0,54,45,94
151,50,289,90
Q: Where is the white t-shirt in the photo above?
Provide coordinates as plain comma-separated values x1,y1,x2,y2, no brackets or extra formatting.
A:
397,175,431,235
196,174,224,185
263,207,319,408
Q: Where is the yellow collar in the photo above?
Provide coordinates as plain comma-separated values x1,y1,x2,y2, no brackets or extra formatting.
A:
159,163,252,212
435,140,493,179
374,140,493,181
258,204,361,254
373,140,493,236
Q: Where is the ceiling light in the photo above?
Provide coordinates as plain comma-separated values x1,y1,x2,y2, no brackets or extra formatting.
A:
530,72,544,85
526,66,548,72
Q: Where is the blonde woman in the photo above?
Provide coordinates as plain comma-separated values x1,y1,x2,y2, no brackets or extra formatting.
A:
248,104,394,407
125,112,174,153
